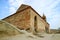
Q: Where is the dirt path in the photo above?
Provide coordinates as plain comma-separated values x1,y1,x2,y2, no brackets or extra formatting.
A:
0,34,60,40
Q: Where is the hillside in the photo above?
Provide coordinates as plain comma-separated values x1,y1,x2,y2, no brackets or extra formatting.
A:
0,20,22,37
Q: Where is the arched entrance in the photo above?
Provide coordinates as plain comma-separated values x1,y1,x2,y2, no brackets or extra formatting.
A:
45,27,49,33
34,16,37,32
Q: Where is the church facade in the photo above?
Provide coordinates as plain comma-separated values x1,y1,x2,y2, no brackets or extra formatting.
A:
2,4,50,33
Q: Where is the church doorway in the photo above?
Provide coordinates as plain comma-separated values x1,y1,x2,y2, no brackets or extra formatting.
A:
45,27,49,33
34,16,37,32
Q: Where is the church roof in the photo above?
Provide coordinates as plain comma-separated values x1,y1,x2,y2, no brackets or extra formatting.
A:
16,4,30,12
16,4,42,18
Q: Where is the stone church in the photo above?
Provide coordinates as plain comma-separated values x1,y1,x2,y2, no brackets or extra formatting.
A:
2,4,50,33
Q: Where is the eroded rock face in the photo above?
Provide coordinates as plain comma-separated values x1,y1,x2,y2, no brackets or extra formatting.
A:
0,20,20,37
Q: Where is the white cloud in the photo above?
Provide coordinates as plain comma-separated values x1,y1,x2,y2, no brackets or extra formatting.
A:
9,7,16,14
8,0,24,14
49,14,60,29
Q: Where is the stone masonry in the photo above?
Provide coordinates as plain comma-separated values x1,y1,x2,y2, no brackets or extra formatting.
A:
2,4,50,33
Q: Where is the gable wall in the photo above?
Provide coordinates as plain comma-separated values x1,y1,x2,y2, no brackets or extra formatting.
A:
3,9,31,30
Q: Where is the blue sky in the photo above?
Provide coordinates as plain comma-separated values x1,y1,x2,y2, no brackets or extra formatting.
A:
0,0,60,29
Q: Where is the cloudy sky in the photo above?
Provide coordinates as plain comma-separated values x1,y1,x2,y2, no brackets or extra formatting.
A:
0,0,60,29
